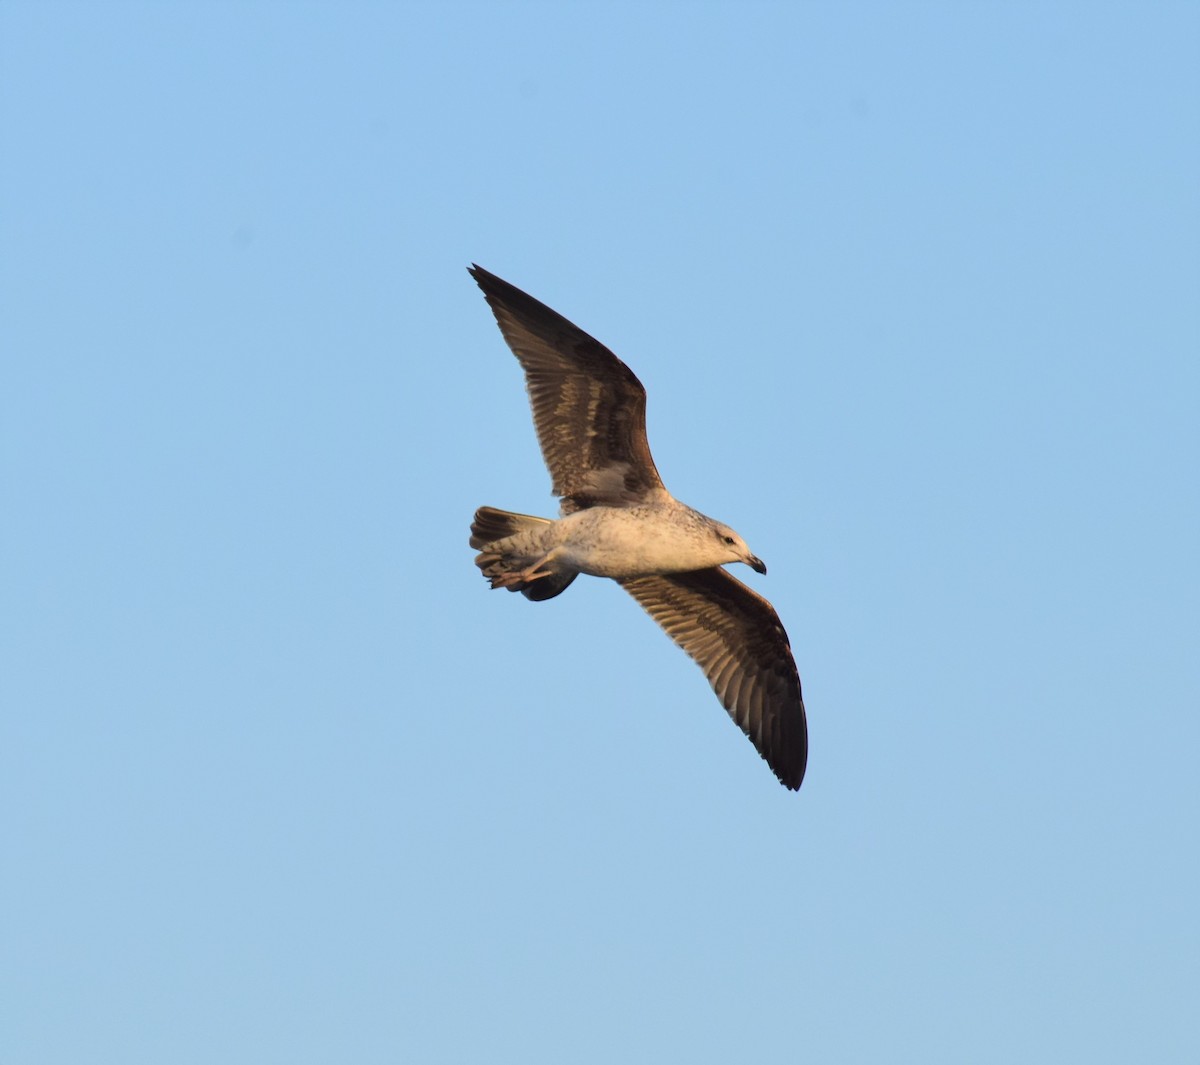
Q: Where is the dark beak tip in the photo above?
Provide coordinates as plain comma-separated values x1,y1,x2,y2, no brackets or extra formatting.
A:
751,557,767,575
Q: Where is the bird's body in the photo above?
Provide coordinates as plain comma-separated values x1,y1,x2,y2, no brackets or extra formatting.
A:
483,501,761,580
467,265,808,790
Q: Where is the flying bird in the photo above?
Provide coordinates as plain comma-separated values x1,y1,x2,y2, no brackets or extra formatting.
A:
468,265,808,790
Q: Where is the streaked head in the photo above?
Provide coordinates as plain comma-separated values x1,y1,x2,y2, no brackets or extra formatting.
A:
712,522,767,574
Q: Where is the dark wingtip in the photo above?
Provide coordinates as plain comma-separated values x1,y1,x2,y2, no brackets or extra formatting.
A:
776,695,808,791
468,263,524,307
468,263,502,289
771,743,807,791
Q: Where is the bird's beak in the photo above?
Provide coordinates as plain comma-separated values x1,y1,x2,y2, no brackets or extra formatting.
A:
749,556,767,575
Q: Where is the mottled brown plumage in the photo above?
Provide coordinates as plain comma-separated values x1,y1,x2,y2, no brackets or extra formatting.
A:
470,266,666,512
469,265,808,790
619,569,806,790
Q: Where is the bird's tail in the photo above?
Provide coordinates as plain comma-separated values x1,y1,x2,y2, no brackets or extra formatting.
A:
469,506,578,602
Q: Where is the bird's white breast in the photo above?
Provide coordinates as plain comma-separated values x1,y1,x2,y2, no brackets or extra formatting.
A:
555,504,721,579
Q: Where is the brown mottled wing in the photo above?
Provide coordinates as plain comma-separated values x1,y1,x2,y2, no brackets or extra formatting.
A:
470,265,667,511
619,568,808,790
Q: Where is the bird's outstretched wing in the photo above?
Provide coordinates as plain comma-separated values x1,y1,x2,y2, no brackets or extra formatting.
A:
470,265,668,511
619,568,808,790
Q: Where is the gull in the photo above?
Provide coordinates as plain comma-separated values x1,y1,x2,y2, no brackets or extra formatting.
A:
467,265,808,790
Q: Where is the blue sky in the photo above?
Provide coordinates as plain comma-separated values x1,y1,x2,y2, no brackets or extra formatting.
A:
2,2,1197,1062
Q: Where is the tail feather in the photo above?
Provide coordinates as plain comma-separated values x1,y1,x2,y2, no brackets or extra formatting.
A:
469,506,550,550
469,506,578,601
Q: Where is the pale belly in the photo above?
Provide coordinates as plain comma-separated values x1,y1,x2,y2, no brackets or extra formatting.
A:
554,505,709,579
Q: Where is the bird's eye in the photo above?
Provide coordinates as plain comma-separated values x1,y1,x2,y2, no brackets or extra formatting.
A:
723,535,736,545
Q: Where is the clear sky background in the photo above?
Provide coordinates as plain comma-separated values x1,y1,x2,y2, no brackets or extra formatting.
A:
2,3,1197,1062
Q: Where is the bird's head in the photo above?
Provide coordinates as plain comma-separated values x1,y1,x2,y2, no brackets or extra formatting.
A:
712,523,767,575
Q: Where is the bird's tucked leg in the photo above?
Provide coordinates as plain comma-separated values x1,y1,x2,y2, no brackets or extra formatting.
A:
470,509,578,601
487,549,560,589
